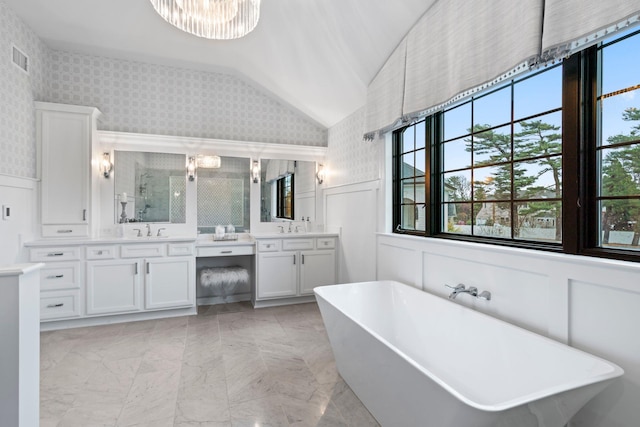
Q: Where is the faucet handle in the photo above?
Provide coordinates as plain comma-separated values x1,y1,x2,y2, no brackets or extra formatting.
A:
157,228,166,237
445,283,465,291
478,290,492,300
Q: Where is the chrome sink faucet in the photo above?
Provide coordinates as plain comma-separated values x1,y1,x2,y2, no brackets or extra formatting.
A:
288,222,292,233
445,284,478,299
146,223,152,237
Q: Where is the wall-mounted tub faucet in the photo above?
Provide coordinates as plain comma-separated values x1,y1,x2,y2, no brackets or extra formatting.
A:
445,284,477,299
445,284,492,301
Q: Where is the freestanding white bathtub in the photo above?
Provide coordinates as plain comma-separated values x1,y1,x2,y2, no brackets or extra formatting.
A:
314,281,623,427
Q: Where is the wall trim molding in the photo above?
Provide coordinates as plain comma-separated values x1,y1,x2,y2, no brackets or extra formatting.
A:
0,173,38,190
99,131,327,162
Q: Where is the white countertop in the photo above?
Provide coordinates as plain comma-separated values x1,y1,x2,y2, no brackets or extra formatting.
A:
24,236,197,247
24,232,339,247
252,232,339,239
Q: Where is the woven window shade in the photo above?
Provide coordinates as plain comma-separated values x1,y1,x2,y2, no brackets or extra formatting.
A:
541,0,640,62
402,0,543,121
363,38,408,140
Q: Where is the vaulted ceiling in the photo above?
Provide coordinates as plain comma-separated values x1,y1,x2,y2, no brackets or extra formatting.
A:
5,0,436,128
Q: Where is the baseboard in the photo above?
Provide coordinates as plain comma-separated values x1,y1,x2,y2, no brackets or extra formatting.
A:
197,293,251,306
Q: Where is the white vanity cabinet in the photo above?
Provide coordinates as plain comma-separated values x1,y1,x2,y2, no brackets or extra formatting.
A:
86,259,141,315
28,239,196,326
86,243,195,315
30,246,82,320
255,235,337,304
35,102,101,238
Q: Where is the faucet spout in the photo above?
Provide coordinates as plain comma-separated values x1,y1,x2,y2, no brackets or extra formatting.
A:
445,284,478,299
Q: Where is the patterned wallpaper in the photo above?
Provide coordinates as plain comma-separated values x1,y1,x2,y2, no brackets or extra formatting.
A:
0,0,49,178
47,51,327,146
0,0,327,179
326,107,381,187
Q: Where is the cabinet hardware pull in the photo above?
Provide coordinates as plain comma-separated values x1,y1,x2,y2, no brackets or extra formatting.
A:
83,209,87,221
47,274,64,279
135,263,138,275
302,255,305,264
57,230,73,233
221,250,233,254
48,253,64,256
97,250,103,255
293,254,296,265
47,303,64,308
146,262,150,274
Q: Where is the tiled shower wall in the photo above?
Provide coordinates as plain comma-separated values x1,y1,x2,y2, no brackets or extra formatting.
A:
0,0,327,179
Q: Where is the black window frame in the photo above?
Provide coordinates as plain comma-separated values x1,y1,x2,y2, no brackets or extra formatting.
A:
392,28,640,262
275,174,294,220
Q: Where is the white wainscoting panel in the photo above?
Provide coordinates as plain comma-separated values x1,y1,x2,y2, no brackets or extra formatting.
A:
377,242,421,289
376,232,640,427
324,180,378,283
0,175,37,266
569,279,640,427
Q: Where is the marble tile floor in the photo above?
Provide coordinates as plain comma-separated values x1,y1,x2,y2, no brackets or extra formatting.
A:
40,302,380,427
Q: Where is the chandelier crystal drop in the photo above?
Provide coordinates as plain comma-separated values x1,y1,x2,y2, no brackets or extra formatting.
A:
149,0,261,40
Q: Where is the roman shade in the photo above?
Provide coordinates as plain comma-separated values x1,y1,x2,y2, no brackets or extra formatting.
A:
402,0,543,121
363,38,407,140
541,0,640,61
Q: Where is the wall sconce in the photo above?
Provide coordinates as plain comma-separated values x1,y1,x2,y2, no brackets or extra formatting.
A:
316,164,325,185
197,155,221,169
251,160,260,183
100,152,113,178
187,156,196,181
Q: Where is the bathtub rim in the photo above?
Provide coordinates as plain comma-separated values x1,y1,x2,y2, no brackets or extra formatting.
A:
314,280,625,413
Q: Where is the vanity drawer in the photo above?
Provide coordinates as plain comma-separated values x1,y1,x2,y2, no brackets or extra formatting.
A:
30,246,81,262
40,262,81,291
86,245,117,260
197,245,254,257
316,237,336,249
40,291,81,320
257,240,281,252
41,224,89,238
169,243,194,256
120,244,165,258
282,238,314,251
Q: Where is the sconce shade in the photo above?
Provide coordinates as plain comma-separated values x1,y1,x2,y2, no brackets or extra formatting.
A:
197,155,221,168
251,160,260,183
316,164,325,184
187,156,197,181
101,152,113,178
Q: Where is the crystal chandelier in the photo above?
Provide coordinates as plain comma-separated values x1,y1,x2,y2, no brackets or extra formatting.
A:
149,0,261,40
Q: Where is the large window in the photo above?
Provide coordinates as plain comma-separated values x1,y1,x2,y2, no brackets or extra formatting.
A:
393,27,640,261
441,66,562,243
597,31,640,251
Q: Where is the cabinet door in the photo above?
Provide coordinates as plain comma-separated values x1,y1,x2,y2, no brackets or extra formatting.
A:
145,257,194,310
86,260,141,315
40,111,90,227
257,252,297,299
299,250,336,295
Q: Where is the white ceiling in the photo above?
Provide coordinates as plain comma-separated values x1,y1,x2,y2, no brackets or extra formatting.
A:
5,0,435,128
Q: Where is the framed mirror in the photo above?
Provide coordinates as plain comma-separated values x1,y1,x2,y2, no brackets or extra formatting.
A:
197,156,250,233
260,159,316,222
114,151,187,223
